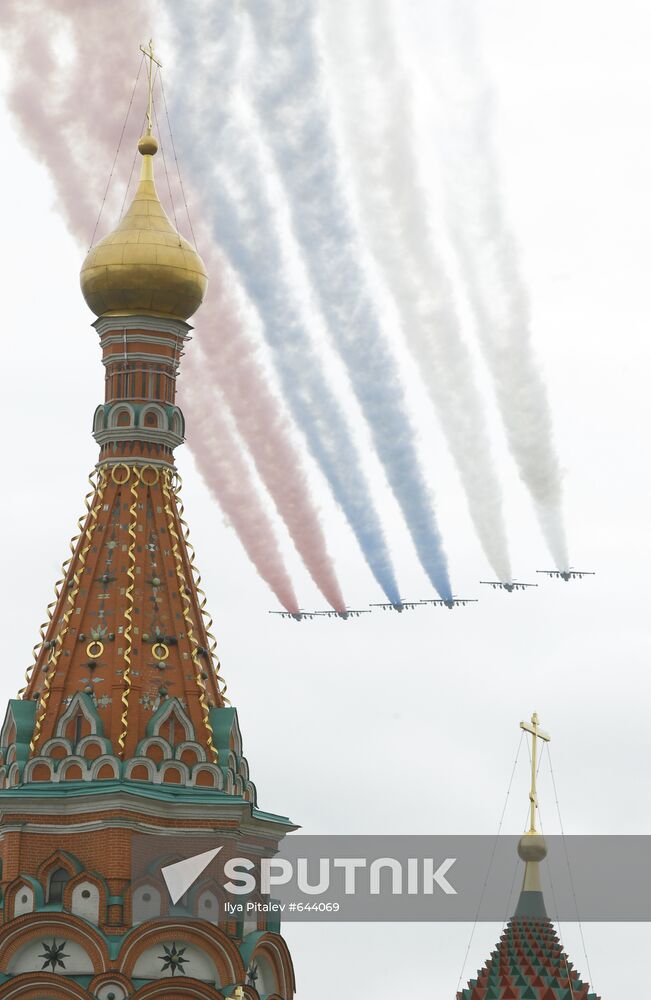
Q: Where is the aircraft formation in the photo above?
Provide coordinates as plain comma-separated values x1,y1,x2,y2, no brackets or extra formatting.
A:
269,570,595,619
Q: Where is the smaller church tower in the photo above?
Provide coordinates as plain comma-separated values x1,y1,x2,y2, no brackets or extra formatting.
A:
457,714,601,1000
0,44,296,1000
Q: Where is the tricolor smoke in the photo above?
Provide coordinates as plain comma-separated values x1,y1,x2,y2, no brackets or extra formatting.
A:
243,0,452,600
320,0,512,583
181,244,345,612
167,2,402,605
0,0,573,600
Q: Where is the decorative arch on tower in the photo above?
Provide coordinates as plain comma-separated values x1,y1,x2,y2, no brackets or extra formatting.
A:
118,920,245,987
66,870,109,926
131,982,227,1000
55,693,104,744
93,404,107,434
147,698,195,746
108,403,136,429
4,877,43,922
36,850,82,908
129,876,167,925
239,931,296,1000
139,402,169,430
0,974,95,998
0,912,109,976
89,971,133,1000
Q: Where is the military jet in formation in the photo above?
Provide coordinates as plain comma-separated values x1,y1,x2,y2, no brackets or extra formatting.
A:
270,566,595,618
420,597,479,609
369,600,423,613
272,597,479,618
536,569,595,582
270,608,370,621
480,580,538,593
314,609,371,619
268,610,317,621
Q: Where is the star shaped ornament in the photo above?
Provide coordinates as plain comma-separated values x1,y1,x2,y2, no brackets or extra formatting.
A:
39,939,69,971
159,941,189,975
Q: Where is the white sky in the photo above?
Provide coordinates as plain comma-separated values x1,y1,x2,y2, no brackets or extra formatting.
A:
0,1,649,996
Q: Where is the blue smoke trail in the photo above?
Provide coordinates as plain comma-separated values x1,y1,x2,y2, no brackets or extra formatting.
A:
243,0,452,600
165,2,401,604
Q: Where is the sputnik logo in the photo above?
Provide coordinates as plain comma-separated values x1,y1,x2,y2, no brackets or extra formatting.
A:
162,847,223,904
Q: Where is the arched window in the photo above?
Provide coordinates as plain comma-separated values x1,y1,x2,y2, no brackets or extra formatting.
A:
47,867,70,905
65,708,90,745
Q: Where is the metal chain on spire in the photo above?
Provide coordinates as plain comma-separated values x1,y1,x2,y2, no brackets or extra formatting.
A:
118,64,160,223
118,115,146,222
455,730,525,995
89,53,145,250
529,754,576,1000
159,72,199,250
547,745,596,992
153,95,181,239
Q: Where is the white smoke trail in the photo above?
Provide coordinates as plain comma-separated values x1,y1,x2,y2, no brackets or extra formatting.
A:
320,0,512,582
427,0,570,569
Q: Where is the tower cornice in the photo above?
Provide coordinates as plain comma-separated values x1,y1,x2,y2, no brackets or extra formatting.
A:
93,315,192,338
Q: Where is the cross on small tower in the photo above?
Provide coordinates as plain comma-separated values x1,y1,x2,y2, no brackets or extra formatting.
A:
520,712,550,833
139,39,163,135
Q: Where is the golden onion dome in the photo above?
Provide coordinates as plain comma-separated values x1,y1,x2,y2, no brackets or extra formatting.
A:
80,134,207,321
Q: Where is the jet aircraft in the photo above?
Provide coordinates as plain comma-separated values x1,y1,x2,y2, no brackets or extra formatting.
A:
479,581,538,593
268,610,317,621
314,609,371,619
536,569,595,582
369,600,422,613
420,597,478,609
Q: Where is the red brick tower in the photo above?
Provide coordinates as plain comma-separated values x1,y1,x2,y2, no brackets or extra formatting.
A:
0,70,296,1000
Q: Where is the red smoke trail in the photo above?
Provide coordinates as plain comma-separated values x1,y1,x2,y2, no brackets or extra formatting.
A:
180,361,301,612
0,0,309,612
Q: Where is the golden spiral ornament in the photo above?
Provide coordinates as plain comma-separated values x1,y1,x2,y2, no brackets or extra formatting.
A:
162,469,218,762
170,471,229,705
30,469,107,753
118,466,139,755
20,472,100,698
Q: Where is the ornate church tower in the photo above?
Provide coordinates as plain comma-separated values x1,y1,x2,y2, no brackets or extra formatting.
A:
0,48,295,1000
457,715,600,1000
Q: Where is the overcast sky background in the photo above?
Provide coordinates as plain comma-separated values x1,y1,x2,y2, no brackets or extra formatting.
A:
0,1,650,997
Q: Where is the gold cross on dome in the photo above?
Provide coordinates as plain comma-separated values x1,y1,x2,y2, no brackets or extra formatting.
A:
233,989,245,999
520,712,550,834
139,39,163,135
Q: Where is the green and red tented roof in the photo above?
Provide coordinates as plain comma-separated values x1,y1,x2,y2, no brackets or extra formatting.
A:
457,916,600,1000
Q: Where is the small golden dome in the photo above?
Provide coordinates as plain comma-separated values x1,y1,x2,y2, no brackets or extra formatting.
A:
517,832,547,863
80,134,207,321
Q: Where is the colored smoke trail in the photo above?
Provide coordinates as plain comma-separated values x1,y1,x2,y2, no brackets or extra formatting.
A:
244,0,452,600
321,0,512,582
180,361,301,613
430,0,569,569
167,2,402,605
0,1,303,611
179,241,346,612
